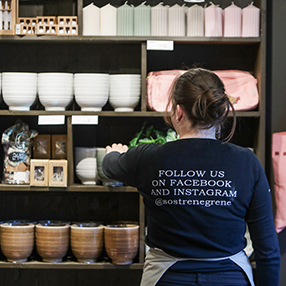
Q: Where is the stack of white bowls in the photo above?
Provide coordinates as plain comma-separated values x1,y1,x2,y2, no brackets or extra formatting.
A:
2,72,37,111
38,73,73,111
109,74,141,112
75,147,99,185
74,73,109,111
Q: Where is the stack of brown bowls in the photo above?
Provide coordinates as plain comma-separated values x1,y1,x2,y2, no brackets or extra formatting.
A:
104,223,139,265
70,222,104,263
0,221,35,262
35,220,70,263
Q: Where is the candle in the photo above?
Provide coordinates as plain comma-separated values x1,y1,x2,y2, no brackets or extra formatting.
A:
100,4,117,36
134,2,151,36
187,4,204,37
82,3,100,36
205,2,223,37
117,2,134,36
242,2,260,37
168,4,185,37
151,3,168,36
224,2,242,37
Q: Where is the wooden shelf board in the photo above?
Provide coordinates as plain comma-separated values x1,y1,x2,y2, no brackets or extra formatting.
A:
0,35,261,44
0,110,260,117
0,184,137,192
0,261,144,269
68,184,138,192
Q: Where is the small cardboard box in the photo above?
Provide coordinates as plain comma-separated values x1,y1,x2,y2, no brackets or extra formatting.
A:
51,134,67,159
30,159,49,187
34,135,51,159
49,160,68,187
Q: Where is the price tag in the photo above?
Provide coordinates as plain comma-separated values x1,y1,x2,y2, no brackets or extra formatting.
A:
38,115,65,125
71,115,98,125
147,40,174,51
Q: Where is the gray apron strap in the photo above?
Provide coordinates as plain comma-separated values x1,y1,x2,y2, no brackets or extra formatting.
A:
140,248,181,286
228,251,255,286
140,248,255,286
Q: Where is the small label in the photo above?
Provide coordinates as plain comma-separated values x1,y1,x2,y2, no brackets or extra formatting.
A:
38,115,65,125
14,171,28,182
8,151,25,163
71,116,98,125
15,24,21,35
147,40,174,51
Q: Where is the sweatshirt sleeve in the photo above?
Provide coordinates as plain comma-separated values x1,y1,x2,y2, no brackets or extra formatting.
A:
102,144,151,187
245,158,281,286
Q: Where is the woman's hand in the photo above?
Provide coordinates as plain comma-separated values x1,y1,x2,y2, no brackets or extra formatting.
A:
106,143,128,154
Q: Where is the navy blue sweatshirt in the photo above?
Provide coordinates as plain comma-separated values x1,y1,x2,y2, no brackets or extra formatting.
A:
103,139,280,285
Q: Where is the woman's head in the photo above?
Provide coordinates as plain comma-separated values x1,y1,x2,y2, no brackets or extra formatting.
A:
165,68,236,141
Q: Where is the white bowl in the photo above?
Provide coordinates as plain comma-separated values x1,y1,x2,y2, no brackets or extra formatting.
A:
38,73,73,110
76,158,98,185
109,96,140,112
74,73,109,111
2,72,37,110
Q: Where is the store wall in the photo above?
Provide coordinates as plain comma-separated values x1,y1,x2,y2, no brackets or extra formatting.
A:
269,1,286,285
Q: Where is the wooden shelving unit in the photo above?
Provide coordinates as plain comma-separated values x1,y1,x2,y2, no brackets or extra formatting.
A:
0,0,266,281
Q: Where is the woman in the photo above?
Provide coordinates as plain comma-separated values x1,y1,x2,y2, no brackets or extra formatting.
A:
102,68,280,286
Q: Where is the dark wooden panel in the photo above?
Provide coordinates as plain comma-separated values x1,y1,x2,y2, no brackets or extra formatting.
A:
147,43,259,73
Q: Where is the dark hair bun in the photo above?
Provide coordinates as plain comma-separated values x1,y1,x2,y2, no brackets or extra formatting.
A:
191,88,230,127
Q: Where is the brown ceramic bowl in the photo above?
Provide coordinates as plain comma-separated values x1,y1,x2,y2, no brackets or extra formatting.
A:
35,221,70,263
70,222,104,263
104,224,139,265
0,222,35,262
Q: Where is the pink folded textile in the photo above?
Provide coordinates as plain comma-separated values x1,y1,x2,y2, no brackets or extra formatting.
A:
147,70,186,112
213,70,259,111
146,69,259,112
272,132,286,233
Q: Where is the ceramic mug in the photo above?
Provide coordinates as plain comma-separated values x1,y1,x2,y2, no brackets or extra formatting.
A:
104,224,139,265
70,222,104,263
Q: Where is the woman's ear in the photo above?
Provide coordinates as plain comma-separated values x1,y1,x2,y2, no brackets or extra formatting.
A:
176,104,184,122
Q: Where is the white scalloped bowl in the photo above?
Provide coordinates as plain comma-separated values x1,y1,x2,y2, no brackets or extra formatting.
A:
38,73,73,111
74,73,109,111
2,72,37,110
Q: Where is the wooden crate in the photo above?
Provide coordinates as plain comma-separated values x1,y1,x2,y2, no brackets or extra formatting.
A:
36,16,57,25
57,16,77,25
36,24,58,35
0,0,18,35
15,23,36,35
57,24,78,36
18,17,36,25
